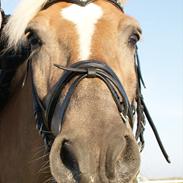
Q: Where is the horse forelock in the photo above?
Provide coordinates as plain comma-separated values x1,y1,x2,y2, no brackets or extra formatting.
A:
2,0,49,48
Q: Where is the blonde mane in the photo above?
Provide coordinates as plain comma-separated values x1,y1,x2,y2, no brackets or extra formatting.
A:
3,0,126,48
3,0,48,48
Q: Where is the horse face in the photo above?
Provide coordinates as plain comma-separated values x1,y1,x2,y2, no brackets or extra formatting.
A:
25,1,141,182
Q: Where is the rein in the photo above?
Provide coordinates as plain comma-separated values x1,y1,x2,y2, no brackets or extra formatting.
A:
134,48,170,163
0,0,170,163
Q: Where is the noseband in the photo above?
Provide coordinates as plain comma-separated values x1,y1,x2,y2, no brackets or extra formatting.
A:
47,61,134,129
1,0,170,163
30,60,134,148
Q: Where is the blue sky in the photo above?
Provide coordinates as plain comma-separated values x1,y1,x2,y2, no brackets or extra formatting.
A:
2,0,183,179
125,0,183,178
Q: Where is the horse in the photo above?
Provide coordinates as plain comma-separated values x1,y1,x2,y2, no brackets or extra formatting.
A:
0,0,170,182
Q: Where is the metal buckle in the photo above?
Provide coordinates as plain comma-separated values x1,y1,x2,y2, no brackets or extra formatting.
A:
120,112,128,123
87,68,97,78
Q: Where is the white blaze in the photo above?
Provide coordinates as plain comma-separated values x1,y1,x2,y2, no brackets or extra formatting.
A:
61,4,103,60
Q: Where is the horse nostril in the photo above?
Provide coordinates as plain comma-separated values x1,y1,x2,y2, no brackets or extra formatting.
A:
60,140,80,178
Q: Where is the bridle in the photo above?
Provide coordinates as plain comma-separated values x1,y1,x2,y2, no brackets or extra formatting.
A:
44,0,124,12
30,59,134,148
1,0,170,163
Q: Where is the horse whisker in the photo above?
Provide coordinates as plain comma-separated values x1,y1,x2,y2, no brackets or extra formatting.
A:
31,153,49,162
39,165,50,173
43,176,55,183
32,147,47,159
40,160,50,169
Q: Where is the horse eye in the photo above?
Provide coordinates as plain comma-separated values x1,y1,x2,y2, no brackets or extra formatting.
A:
25,30,42,50
128,33,140,47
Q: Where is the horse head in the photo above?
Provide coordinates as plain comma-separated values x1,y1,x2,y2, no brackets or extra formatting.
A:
2,0,151,182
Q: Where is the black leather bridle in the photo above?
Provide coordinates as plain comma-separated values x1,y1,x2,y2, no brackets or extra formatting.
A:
30,59,134,149
0,0,170,163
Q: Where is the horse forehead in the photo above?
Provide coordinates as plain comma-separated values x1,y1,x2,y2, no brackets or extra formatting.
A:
60,3,104,60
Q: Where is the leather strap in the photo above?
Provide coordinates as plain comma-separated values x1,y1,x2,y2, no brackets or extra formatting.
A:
44,0,124,12
45,61,133,130
30,61,54,150
135,48,170,163
30,60,133,151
